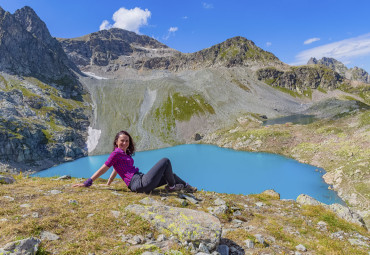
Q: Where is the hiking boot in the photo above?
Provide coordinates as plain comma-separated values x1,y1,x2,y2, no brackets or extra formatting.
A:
183,184,197,193
165,184,184,192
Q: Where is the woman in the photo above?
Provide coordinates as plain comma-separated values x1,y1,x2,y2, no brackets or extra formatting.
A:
73,130,197,193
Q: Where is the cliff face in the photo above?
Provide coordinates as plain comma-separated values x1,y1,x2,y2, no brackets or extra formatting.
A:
0,6,91,173
256,65,344,92
0,6,81,98
308,57,370,84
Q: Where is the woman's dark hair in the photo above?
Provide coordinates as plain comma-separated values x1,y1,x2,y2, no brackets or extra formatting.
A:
113,130,135,156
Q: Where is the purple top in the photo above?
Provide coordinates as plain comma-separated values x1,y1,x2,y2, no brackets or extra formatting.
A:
104,148,139,186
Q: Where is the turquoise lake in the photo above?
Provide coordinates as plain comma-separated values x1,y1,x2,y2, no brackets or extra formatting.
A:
33,144,344,205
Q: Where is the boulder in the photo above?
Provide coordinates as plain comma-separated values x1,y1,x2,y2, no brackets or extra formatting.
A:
126,204,222,251
296,194,323,206
0,237,41,254
261,189,280,199
0,175,15,184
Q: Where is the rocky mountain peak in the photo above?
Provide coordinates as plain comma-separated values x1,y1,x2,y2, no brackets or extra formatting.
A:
0,6,81,96
307,57,369,83
13,6,52,42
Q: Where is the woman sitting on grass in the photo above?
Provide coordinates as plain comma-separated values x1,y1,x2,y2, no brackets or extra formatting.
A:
73,130,197,193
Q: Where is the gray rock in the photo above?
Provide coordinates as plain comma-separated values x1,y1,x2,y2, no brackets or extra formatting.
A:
0,237,41,255
175,198,188,206
348,238,369,247
254,234,265,244
156,234,166,242
261,189,280,199
3,195,15,201
52,175,71,180
214,198,226,206
49,190,62,194
296,194,323,206
126,204,221,252
40,231,60,241
217,244,229,255
255,202,265,207
198,242,210,253
297,195,366,228
20,203,31,208
0,175,15,184
111,210,120,218
328,203,366,228
295,244,307,252
208,205,229,215
244,239,254,248
179,193,199,204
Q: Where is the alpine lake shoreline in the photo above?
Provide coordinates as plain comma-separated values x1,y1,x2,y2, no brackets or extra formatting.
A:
1,108,369,255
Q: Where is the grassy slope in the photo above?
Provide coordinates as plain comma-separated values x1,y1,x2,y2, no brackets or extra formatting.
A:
0,177,369,255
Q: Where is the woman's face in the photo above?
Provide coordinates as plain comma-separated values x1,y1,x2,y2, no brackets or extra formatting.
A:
116,134,130,152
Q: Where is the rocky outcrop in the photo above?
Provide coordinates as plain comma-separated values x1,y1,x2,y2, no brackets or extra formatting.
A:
126,203,222,252
296,194,366,228
256,65,344,92
308,57,370,84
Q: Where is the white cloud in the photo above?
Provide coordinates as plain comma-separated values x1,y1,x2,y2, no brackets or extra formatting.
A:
202,2,214,9
304,37,320,45
169,27,178,33
294,33,370,66
266,42,272,47
99,7,151,34
163,27,178,40
182,16,188,19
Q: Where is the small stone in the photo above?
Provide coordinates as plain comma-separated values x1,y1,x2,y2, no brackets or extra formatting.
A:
198,242,210,253
214,198,226,206
244,239,254,248
20,203,31,208
40,231,60,241
53,175,71,180
129,235,144,245
50,190,62,194
295,244,307,252
3,196,15,201
32,212,39,218
157,234,166,242
233,210,242,216
111,210,120,218
87,213,94,218
255,202,265,207
254,234,265,244
175,198,188,206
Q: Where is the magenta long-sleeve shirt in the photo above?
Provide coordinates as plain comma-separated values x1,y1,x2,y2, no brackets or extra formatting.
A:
104,148,139,186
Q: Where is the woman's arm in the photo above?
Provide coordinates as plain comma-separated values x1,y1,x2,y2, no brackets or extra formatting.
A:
73,164,110,187
106,169,118,185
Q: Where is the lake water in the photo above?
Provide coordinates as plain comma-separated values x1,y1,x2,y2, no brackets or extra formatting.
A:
263,114,317,126
33,144,344,205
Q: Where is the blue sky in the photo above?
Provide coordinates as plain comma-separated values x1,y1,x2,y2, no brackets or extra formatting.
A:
1,0,370,72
